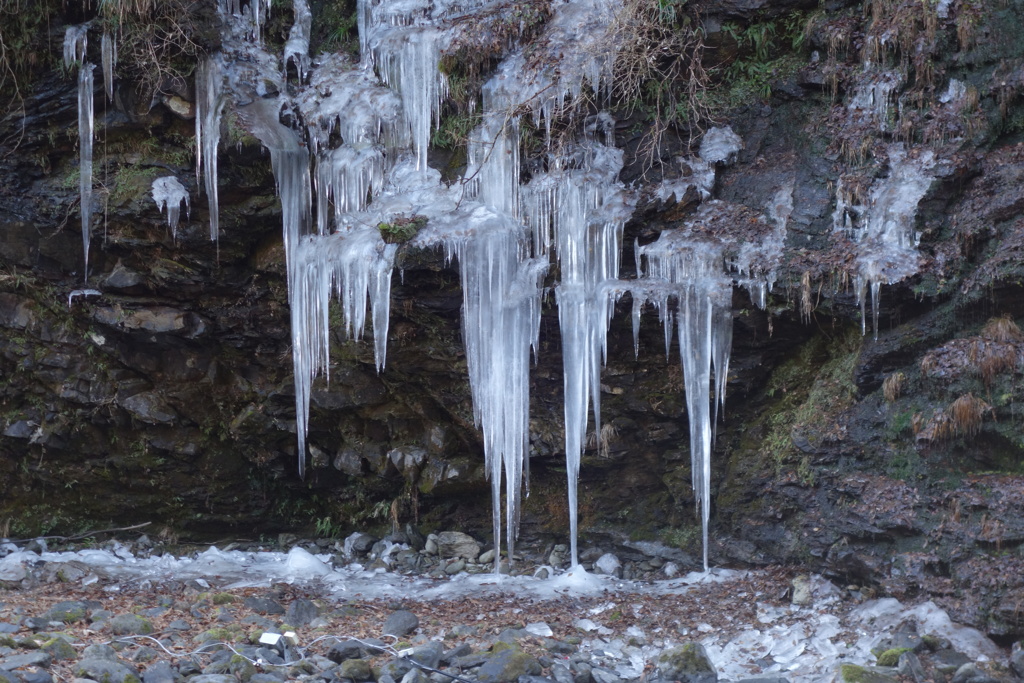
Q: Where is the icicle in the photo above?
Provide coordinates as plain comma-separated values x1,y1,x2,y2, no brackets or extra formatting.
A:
63,25,88,67
151,176,190,238
78,63,95,281
370,24,449,170
101,30,116,101
521,140,633,566
291,228,397,479
64,25,94,281
314,145,386,234
195,55,226,241
284,0,312,82
409,200,546,571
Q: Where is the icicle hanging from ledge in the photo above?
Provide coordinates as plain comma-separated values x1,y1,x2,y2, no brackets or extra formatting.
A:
832,144,935,339
64,25,93,282
151,177,190,239
101,30,116,101
195,55,226,241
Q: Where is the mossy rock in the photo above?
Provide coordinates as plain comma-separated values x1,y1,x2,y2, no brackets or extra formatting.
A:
876,647,912,666
838,663,899,683
229,653,258,681
338,657,373,681
213,592,237,604
194,626,243,644
657,643,717,683
41,636,77,660
108,613,154,636
475,649,542,683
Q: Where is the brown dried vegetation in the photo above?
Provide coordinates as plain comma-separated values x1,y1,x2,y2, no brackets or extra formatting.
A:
883,371,907,402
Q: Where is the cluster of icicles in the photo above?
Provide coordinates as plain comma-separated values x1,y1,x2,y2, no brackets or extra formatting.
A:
62,0,934,572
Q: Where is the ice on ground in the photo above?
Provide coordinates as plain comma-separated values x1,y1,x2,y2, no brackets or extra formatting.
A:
0,545,1007,683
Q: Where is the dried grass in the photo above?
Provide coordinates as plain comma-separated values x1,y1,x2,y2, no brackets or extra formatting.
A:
882,371,906,402
800,271,813,324
948,393,990,437
981,315,1023,342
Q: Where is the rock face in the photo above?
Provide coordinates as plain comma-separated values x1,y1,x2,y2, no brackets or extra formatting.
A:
1,0,1024,643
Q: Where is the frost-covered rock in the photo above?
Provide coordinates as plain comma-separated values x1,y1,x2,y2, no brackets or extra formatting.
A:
699,126,743,165
594,553,621,576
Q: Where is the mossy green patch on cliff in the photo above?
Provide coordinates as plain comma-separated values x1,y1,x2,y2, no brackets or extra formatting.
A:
756,326,862,471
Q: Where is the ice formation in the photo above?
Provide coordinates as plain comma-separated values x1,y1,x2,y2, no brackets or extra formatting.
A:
699,126,744,165
284,0,312,82
520,141,635,566
151,176,190,238
46,0,804,569
620,195,787,571
833,144,935,338
101,30,116,101
195,55,226,241
64,25,93,281
848,70,904,132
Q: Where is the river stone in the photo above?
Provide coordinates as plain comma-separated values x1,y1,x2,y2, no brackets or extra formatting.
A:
382,610,419,637
791,575,812,605
0,652,52,669
951,663,999,683
1011,641,1024,678
75,658,140,683
40,637,76,661
931,649,972,673
736,679,791,683
189,676,238,683
143,659,176,683
109,613,154,636
42,601,98,623
591,667,621,683
82,643,120,660
338,658,373,680
327,639,363,663
475,649,542,683
657,643,716,683
401,668,431,683
897,652,926,683
0,672,18,683
21,672,54,683
380,657,414,680
434,532,480,560
285,598,319,627
243,597,285,615
410,642,444,669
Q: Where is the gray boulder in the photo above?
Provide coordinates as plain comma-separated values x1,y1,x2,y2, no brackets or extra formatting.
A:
434,532,480,560
75,658,141,683
475,649,542,683
382,610,419,637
